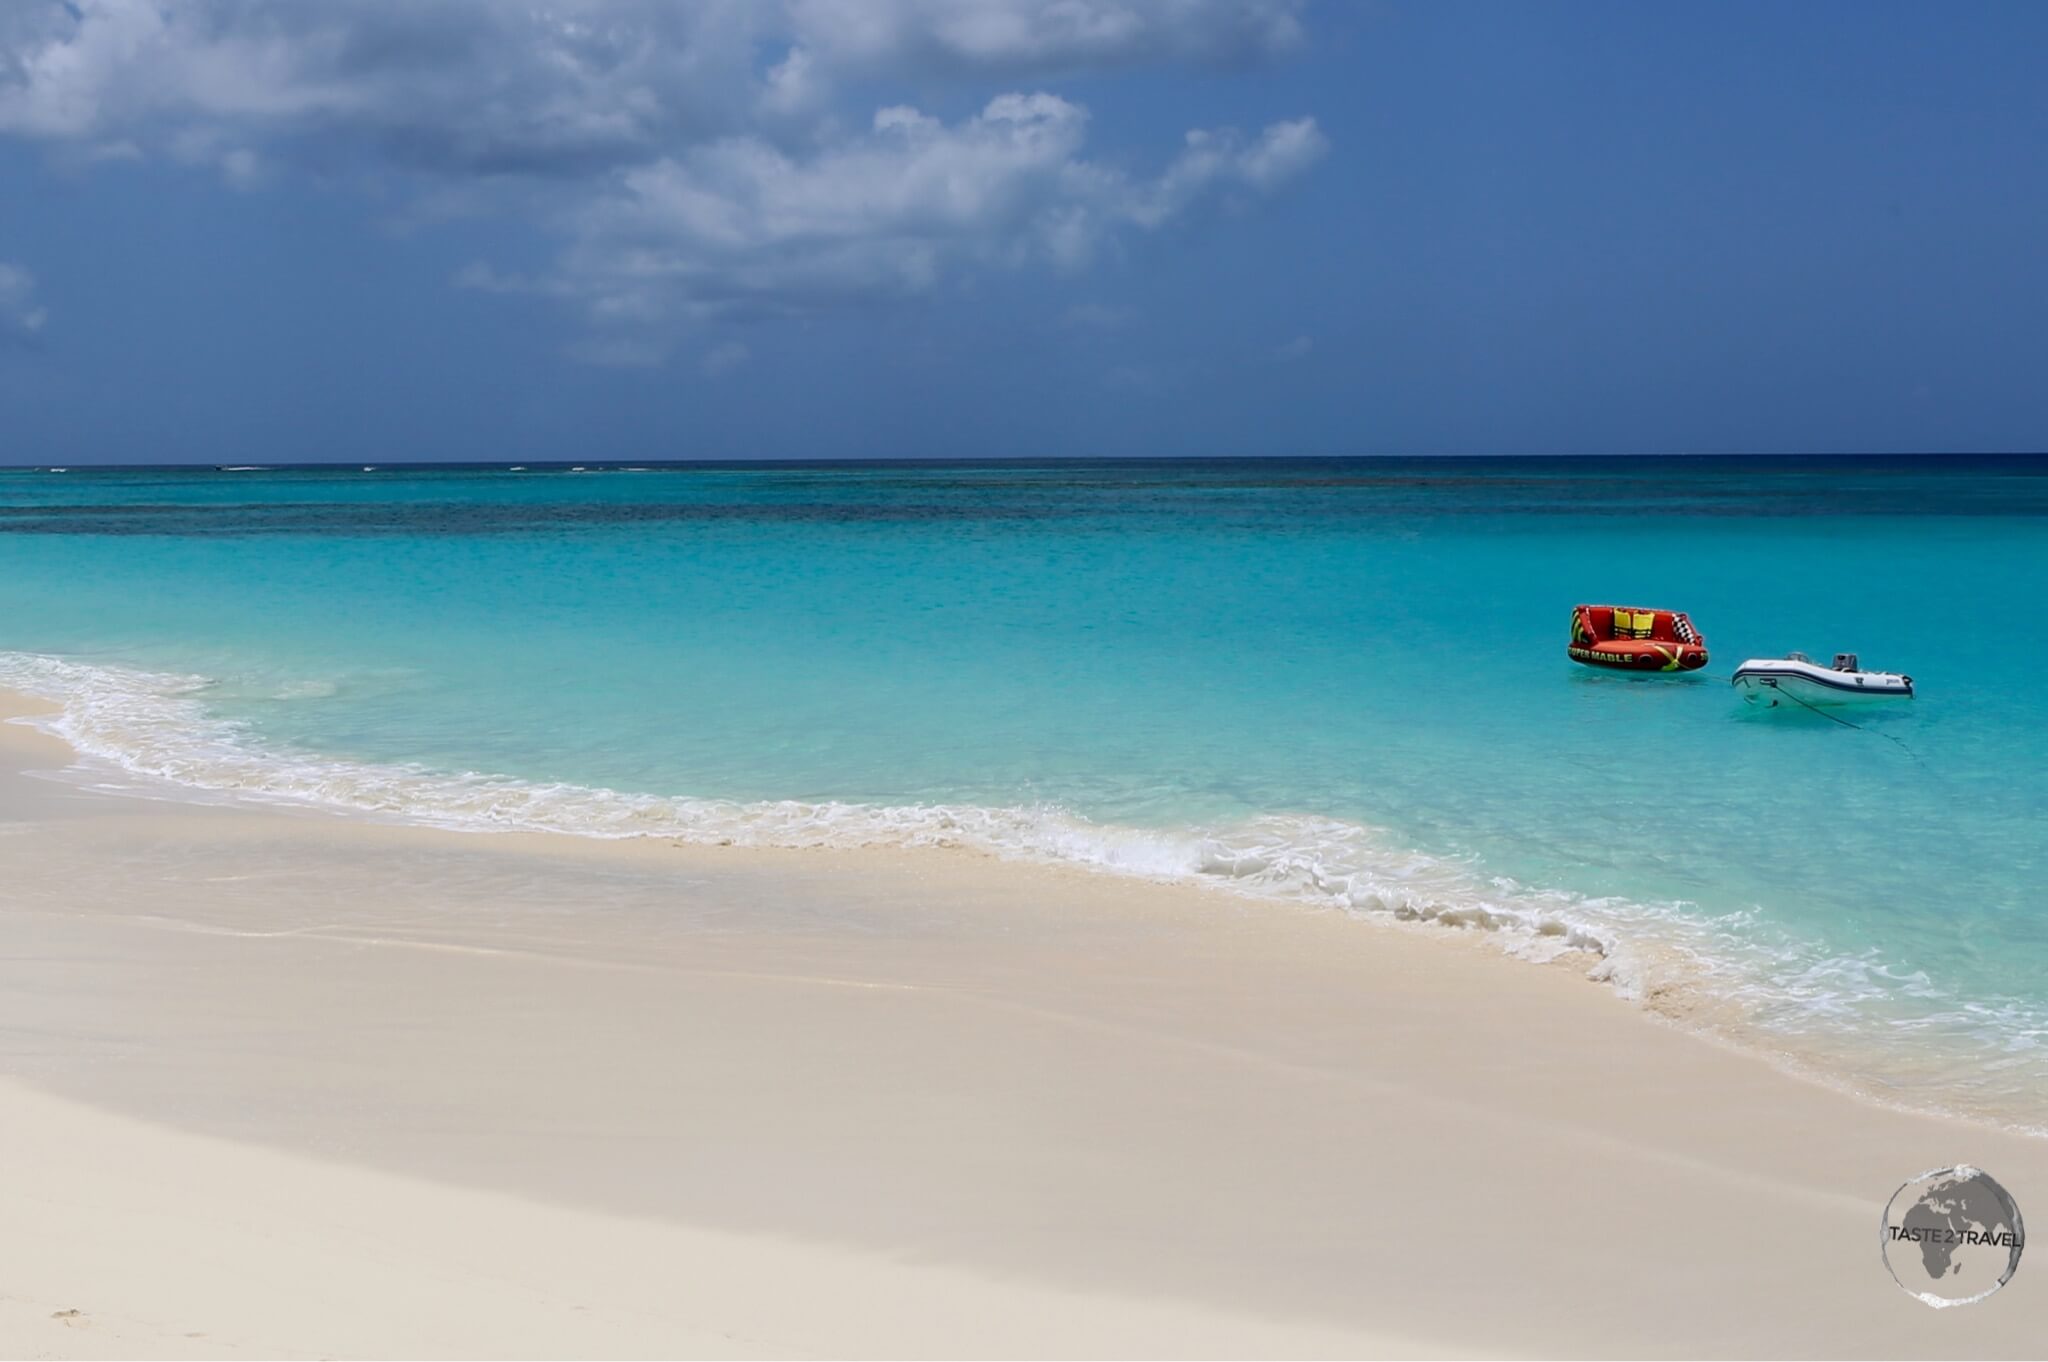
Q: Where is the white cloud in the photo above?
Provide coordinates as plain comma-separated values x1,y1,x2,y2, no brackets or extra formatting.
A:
557,95,1324,325
0,1,1302,160
1124,117,1327,227
0,262,47,335
574,94,1089,298
778,0,1303,78
1275,333,1312,360
758,44,821,119
0,1,763,174
0,1,1324,356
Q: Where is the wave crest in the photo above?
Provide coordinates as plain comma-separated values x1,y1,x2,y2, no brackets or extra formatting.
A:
0,651,1661,974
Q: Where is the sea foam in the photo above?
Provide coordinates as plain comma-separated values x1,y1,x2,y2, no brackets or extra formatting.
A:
5,648,2046,1133
0,652,1670,973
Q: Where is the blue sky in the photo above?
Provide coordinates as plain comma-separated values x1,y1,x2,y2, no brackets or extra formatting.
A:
3,0,2046,462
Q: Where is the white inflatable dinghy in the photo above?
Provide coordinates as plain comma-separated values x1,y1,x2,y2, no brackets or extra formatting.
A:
1731,652,1912,707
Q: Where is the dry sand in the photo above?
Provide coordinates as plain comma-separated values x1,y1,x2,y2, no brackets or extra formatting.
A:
0,689,2041,1357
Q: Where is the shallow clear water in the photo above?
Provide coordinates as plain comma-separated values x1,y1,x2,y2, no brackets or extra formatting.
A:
2,458,2044,1125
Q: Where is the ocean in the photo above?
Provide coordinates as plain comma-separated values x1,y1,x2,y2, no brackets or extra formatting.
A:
2,457,2044,1127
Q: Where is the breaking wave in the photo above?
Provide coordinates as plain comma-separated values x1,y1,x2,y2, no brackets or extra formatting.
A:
0,653,1703,978
3,649,2045,1133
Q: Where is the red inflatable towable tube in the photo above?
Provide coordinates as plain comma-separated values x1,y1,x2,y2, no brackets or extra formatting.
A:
1568,605,1708,673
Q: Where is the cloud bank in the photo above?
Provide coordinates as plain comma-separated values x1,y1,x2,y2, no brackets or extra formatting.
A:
548,95,1324,322
1,1,1322,356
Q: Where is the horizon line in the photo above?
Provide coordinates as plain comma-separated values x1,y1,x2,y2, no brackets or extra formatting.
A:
7,450,2048,472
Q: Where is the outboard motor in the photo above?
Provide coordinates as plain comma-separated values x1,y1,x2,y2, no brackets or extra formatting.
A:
1832,652,1859,672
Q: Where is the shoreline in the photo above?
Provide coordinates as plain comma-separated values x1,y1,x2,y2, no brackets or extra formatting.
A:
1,688,2045,1354
6,656,2044,1143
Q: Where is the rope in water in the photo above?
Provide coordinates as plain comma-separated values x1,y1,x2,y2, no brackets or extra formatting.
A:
1767,681,1923,764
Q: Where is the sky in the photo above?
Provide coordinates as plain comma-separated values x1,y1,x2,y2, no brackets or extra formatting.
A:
3,0,2047,463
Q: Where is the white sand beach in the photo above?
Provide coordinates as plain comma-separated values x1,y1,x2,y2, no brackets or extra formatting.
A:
0,688,2042,1358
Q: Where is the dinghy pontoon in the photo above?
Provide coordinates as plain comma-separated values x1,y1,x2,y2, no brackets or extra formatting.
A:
1732,653,1912,706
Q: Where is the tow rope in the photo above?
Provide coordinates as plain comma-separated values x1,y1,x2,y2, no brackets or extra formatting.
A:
1768,682,1923,765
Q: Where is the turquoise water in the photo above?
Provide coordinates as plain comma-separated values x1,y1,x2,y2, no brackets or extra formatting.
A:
2,458,2045,1125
